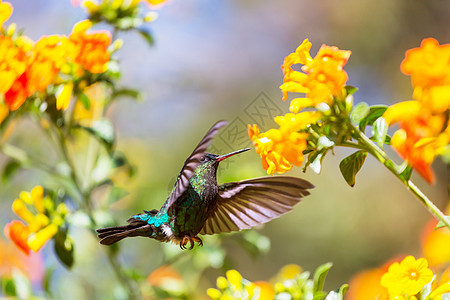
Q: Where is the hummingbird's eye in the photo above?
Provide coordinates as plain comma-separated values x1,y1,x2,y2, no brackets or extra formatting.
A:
200,156,206,162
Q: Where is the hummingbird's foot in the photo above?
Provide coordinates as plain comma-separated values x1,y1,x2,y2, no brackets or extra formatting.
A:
192,236,203,247
180,235,195,250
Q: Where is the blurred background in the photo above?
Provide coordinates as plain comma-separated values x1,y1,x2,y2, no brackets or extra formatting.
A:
1,0,449,298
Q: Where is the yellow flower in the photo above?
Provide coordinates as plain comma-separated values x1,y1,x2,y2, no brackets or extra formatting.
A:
280,40,351,106
206,288,222,299
383,101,448,184
278,264,302,280
429,282,450,299
69,20,111,74
216,276,228,290
56,82,74,110
249,124,308,175
0,0,12,28
73,83,105,125
253,281,275,300
143,0,169,9
400,38,450,89
0,103,8,124
28,224,58,252
4,186,65,254
226,269,243,291
380,256,434,296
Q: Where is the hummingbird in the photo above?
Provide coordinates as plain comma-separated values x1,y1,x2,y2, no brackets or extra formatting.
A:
97,121,314,250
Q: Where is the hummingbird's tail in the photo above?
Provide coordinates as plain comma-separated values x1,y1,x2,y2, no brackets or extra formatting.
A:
96,218,151,245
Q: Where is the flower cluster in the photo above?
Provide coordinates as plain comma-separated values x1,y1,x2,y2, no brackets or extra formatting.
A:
3,186,68,255
249,39,351,175
348,219,450,300
280,38,351,106
248,112,321,175
207,263,346,300
206,269,274,300
383,38,450,183
0,2,111,123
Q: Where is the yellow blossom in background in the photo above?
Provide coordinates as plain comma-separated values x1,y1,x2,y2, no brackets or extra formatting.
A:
73,83,105,125
0,103,8,124
144,0,169,9
380,256,434,296
0,0,12,28
69,20,112,74
3,186,67,255
422,220,450,267
56,82,74,110
0,36,27,94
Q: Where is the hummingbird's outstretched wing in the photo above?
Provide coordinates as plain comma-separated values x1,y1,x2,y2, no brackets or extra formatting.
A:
165,120,228,210
199,176,314,235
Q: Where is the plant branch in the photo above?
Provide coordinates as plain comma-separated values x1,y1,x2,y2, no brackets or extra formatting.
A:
350,123,450,229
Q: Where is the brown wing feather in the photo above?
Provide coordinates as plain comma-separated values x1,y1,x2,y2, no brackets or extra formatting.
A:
199,176,314,235
165,120,228,209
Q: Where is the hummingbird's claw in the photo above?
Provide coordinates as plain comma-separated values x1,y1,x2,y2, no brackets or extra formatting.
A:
192,236,203,247
180,235,195,250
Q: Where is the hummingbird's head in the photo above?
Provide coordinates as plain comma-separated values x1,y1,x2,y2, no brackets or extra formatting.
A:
200,148,251,167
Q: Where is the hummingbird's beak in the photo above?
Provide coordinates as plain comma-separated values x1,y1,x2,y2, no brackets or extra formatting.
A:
216,148,250,162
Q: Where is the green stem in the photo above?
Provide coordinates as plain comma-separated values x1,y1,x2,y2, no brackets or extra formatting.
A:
350,124,450,229
55,126,140,300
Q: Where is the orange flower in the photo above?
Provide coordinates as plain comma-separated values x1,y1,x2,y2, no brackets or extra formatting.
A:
27,35,76,93
69,20,111,74
384,100,449,184
248,123,308,175
401,38,450,88
347,257,407,300
0,36,27,94
280,40,351,106
421,219,450,267
147,265,183,287
4,220,31,254
5,72,29,111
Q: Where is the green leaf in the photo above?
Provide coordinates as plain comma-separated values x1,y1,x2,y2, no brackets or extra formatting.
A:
112,88,142,102
2,160,21,183
136,27,154,46
339,151,367,187
350,102,370,124
77,119,115,151
54,230,74,269
358,105,388,131
2,277,16,296
313,262,333,294
399,165,413,182
436,216,450,229
79,93,91,110
373,117,388,147
344,85,358,95
338,284,349,296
